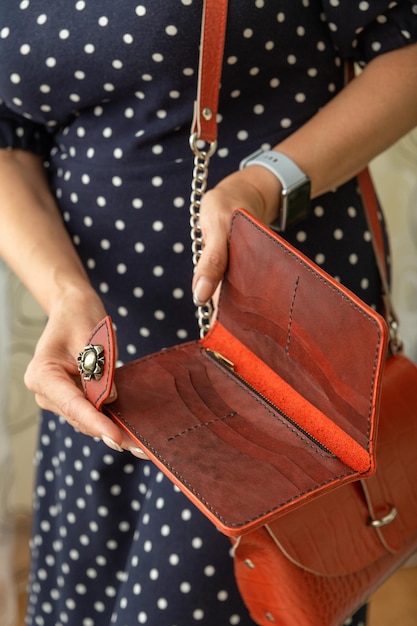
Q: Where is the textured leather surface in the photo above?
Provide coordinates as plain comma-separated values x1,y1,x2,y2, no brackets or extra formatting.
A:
202,322,373,475
97,210,388,536
233,353,417,625
192,0,228,143
220,211,387,452
105,341,354,535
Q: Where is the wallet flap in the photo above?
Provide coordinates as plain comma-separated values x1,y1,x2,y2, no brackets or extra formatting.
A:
213,210,388,464
81,315,116,411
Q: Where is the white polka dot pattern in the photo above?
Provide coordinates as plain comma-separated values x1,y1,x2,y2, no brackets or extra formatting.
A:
1,1,416,624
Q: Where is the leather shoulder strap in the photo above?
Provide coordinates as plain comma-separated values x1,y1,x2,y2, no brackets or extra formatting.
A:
346,64,400,341
191,0,228,144
358,169,402,351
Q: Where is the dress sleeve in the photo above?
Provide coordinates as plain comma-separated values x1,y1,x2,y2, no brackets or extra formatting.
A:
0,101,53,158
322,0,417,65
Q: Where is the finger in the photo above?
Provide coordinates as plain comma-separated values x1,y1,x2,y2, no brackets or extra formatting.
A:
192,214,229,306
29,361,123,437
35,373,149,458
129,443,150,460
101,385,149,457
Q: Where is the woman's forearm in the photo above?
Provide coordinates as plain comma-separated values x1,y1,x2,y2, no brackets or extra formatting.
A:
274,42,417,204
194,44,417,305
0,149,97,315
0,149,130,447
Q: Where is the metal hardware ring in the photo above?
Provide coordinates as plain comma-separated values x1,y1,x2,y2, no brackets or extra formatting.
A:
369,506,398,528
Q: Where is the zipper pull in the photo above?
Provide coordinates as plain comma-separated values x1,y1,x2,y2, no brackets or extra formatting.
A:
207,350,235,371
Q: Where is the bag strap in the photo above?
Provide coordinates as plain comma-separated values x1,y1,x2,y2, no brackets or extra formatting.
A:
191,0,228,146
189,0,229,337
358,169,402,352
344,64,401,350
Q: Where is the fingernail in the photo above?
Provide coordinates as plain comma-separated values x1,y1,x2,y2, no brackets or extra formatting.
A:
130,446,147,458
193,277,214,306
102,435,124,452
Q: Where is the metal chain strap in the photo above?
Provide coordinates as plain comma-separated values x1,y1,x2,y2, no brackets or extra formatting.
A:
189,133,217,338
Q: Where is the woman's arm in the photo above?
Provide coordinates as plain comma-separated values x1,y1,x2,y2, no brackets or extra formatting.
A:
193,42,417,306
277,42,417,202
0,149,137,452
0,149,93,313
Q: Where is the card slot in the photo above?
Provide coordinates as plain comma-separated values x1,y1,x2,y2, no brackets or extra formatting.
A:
152,353,241,438
192,357,351,493
202,323,373,475
222,299,372,444
107,341,357,535
187,357,242,418
109,344,250,444
137,346,335,467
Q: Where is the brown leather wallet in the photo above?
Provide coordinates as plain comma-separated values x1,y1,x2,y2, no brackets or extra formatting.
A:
83,209,388,537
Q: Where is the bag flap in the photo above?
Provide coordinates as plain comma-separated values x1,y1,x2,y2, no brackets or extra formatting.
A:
262,355,417,575
360,355,417,553
265,480,386,576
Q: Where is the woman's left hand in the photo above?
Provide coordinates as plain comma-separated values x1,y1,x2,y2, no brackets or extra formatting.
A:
192,165,281,306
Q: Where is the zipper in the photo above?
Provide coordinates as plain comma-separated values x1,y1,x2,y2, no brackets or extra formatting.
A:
206,349,334,455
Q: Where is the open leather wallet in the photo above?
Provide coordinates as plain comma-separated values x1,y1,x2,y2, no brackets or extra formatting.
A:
81,209,388,537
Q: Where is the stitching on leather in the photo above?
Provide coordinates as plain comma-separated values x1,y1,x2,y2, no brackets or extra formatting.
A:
230,212,385,457
118,340,196,369
205,349,334,458
167,412,238,441
229,212,384,327
105,409,355,530
286,275,300,356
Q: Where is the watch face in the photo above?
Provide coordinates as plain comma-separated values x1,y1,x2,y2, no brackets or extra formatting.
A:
284,179,311,230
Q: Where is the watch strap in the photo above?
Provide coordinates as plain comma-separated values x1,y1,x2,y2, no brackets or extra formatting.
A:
240,149,309,193
240,149,311,231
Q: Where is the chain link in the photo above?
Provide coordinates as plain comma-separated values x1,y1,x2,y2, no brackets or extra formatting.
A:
189,133,217,338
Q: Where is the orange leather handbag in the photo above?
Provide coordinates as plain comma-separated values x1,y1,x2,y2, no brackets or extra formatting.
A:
81,2,417,624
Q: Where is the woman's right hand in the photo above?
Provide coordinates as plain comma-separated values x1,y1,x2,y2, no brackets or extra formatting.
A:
0,150,147,457
24,289,146,457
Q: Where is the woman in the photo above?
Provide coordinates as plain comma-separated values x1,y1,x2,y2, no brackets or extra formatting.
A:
0,2,416,624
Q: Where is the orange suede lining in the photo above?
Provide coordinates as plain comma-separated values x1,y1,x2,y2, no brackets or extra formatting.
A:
201,321,371,474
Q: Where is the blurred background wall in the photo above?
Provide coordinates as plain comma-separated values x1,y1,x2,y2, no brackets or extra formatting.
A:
370,129,417,362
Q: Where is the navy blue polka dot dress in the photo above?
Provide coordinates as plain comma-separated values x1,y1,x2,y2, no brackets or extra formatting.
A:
1,2,416,625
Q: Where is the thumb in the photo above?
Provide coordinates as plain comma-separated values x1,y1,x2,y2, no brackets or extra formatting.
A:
192,216,229,306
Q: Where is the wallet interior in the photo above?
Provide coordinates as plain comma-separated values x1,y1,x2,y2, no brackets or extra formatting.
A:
104,210,388,536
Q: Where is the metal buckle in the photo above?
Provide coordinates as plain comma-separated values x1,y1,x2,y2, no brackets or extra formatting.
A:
368,506,398,528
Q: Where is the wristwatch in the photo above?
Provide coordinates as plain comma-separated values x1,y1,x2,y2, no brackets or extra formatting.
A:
239,149,311,232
